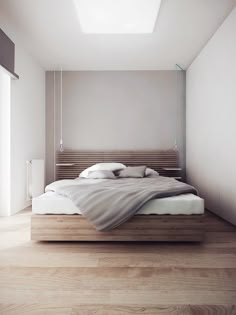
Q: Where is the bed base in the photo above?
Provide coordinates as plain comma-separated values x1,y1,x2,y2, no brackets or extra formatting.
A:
31,214,205,242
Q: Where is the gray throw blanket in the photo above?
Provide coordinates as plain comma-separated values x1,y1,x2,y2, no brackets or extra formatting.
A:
55,177,197,231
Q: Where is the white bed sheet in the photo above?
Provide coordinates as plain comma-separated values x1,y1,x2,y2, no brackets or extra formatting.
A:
32,191,204,215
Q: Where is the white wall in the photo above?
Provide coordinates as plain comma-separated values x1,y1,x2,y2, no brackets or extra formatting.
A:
46,71,186,184
186,7,236,225
0,68,11,216
0,11,45,215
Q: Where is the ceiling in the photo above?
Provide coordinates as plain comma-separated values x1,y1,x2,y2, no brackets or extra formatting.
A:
0,0,235,70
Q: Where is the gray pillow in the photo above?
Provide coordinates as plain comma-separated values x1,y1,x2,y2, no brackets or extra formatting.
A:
87,170,116,179
145,168,159,177
118,166,146,178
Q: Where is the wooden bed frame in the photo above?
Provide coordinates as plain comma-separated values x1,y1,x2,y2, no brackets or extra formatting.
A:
31,150,205,242
31,214,205,241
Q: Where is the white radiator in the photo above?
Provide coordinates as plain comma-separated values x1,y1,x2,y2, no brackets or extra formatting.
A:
26,159,45,200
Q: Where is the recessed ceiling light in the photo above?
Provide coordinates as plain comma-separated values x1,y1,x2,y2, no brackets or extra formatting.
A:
74,0,162,34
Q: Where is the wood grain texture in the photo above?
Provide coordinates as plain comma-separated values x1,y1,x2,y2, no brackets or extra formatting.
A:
31,214,205,242
0,304,235,315
0,208,236,314
56,150,179,180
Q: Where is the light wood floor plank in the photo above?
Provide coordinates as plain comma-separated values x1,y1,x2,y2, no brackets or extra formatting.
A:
1,247,236,268
1,267,236,291
0,289,236,305
0,304,235,315
0,208,236,312
0,304,71,315
71,305,236,315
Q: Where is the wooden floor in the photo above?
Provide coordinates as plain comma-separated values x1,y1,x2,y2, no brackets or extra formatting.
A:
0,209,236,315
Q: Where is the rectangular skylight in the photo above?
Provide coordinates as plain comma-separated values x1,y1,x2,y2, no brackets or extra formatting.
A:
74,0,162,34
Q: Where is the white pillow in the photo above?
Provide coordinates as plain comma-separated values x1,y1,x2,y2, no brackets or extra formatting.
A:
79,162,126,178
145,168,159,177
86,170,116,179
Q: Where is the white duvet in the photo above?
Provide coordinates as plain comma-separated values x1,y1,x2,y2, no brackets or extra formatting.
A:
33,179,205,216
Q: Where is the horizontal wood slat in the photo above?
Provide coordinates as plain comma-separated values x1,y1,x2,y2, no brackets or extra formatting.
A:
56,150,179,180
31,214,205,242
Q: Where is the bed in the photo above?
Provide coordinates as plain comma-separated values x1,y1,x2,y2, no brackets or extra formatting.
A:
31,150,205,242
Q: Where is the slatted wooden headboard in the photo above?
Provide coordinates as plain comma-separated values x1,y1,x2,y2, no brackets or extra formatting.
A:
56,150,179,180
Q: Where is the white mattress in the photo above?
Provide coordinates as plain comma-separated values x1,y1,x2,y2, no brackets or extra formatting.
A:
32,191,204,216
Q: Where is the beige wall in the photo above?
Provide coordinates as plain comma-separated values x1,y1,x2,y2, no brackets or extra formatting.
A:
186,7,236,225
46,71,185,184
